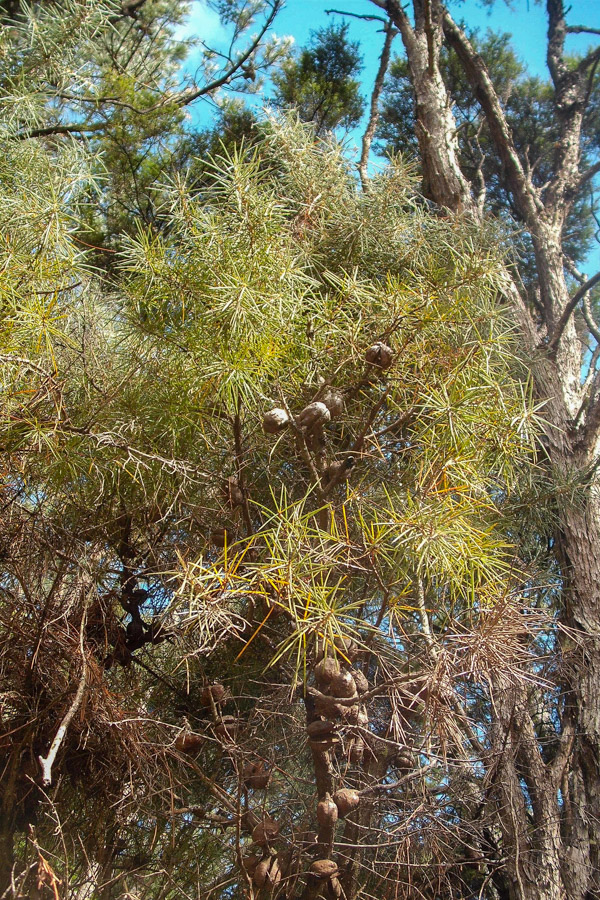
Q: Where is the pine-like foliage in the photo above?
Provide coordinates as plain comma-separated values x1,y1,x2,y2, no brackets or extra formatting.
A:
0,99,551,899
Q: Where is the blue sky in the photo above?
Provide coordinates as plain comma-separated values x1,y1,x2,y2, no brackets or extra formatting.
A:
178,1,600,271
180,0,600,133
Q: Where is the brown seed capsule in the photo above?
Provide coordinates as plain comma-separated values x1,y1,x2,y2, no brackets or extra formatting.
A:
333,634,359,660
296,401,331,430
333,788,360,817
242,853,259,876
314,657,340,686
340,704,361,725
241,809,260,833
353,669,369,695
200,683,226,707
328,875,343,898
243,759,271,790
175,732,203,753
394,750,414,772
356,707,369,727
214,715,238,741
297,830,318,850
324,457,355,482
310,859,339,880
262,407,290,434
316,793,338,827
254,855,281,887
210,527,229,547
314,694,345,719
365,341,393,369
309,734,340,752
330,670,357,699
307,719,337,740
252,817,280,846
321,388,344,419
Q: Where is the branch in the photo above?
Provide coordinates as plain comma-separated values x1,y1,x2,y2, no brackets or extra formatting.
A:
575,160,600,192
358,20,397,191
548,270,600,353
441,10,540,223
39,593,92,786
566,25,600,36
176,0,281,107
582,292,600,347
14,122,103,141
326,8,389,23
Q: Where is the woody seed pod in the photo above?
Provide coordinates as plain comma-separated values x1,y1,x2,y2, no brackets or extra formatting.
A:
222,476,244,507
317,793,338,827
349,737,365,764
353,669,369,695
307,719,336,740
214,715,238,741
324,457,355,482
328,876,343,899
210,527,229,547
241,810,260,833
242,853,259,876
252,818,280,846
175,731,203,753
365,341,393,369
356,707,369,727
254,855,281,888
333,788,360,817
332,634,359,661
262,408,289,434
309,733,340,752
296,401,331,430
310,859,339,880
200,683,226,707
394,750,414,772
340,704,361,725
243,759,271,790
330,670,357,699
314,694,345,719
321,388,344,419
314,657,340,686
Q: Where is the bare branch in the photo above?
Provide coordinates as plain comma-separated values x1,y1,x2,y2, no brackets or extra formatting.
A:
14,122,103,140
548,270,600,353
38,593,92,786
575,160,600,192
176,0,281,108
441,10,540,223
566,25,600,37
358,20,396,191
326,8,389,24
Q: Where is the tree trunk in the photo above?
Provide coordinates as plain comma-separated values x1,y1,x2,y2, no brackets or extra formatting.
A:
371,0,600,896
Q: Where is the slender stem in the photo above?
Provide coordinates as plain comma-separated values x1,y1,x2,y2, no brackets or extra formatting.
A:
358,21,396,191
39,593,92,786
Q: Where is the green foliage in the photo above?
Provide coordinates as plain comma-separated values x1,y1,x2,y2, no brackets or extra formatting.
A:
0,4,570,898
272,23,365,133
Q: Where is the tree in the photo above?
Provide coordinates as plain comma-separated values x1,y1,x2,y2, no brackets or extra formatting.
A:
1,31,543,894
2,2,600,899
358,0,600,896
272,23,365,133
